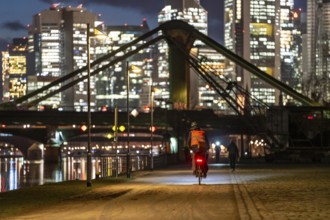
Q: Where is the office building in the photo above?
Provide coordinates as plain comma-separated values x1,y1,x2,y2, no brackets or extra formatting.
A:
224,0,281,105
280,0,302,105
28,4,99,111
305,0,330,104
94,20,154,111
1,38,32,103
289,8,307,100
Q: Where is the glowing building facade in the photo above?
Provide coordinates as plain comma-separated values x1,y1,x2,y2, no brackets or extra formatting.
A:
28,4,99,111
291,8,306,97
280,0,301,104
94,20,154,111
224,0,281,105
305,0,330,104
27,4,155,112
1,38,31,102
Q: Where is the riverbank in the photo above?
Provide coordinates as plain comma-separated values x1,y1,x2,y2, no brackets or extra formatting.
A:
0,176,131,218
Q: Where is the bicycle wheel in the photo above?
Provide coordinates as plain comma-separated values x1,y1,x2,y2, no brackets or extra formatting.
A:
197,166,202,185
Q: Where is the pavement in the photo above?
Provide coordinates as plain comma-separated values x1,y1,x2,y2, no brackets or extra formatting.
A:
5,159,330,220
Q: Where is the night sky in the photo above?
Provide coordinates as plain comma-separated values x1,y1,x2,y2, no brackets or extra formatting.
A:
0,0,306,50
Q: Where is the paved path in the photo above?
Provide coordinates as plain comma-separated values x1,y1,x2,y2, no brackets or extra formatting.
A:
7,162,330,220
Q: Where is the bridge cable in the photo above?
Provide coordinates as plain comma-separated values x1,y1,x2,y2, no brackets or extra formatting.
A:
183,24,320,107
23,36,165,108
165,36,283,150
1,26,163,109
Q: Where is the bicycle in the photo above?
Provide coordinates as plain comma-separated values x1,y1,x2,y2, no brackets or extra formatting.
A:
194,152,206,185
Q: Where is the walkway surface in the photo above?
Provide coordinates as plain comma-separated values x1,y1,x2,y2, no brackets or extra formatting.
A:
6,160,330,220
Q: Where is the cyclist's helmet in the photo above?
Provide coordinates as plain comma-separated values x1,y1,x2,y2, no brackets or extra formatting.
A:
191,121,199,130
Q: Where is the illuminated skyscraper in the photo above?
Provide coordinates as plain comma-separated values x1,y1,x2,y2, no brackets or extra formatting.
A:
305,0,330,104
28,4,100,111
280,0,301,104
95,20,153,111
290,8,306,96
1,38,32,102
224,0,281,105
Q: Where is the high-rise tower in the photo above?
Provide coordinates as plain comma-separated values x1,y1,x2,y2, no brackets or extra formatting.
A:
280,0,301,104
224,0,281,105
95,20,152,111
305,0,330,104
28,4,99,111
1,38,32,102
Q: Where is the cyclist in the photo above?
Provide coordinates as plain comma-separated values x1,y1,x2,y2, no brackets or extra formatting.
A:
187,121,210,177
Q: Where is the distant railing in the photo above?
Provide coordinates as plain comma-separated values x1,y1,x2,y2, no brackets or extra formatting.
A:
95,153,171,178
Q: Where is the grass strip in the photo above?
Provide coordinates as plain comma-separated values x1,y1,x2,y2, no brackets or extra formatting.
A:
0,177,128,218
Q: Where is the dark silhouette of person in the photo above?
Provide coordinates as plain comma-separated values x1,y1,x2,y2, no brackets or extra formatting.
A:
215,144,220,163
227,140,239,171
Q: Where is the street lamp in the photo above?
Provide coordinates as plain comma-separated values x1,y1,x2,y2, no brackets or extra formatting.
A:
114,107,118,177
150,87,161,171
86,23,92,187
86,24,108,187
126,61,130,178
126,61,141,178
150,88,154,171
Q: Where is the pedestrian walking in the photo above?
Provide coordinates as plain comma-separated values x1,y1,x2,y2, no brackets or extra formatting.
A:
227,140,239,171
215,143,220,163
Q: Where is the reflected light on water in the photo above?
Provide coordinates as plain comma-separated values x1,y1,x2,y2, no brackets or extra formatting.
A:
0,154,151,193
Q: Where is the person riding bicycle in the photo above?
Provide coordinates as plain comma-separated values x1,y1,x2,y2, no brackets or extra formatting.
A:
187,121,210,177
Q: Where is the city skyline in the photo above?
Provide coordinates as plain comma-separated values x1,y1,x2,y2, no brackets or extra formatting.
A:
0,0,307,50
0,0,223,50
0,0,310,107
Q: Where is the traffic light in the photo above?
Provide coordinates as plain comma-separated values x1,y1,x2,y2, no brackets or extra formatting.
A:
112,125,126,132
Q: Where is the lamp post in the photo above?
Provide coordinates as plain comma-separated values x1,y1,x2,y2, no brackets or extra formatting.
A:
126,62,142,178
86,25,108,186
150,88,154,171
86,23,92,187
126,61,131,178
114,107,118,177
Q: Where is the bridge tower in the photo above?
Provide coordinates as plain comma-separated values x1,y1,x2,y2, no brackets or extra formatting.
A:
162,22,196,109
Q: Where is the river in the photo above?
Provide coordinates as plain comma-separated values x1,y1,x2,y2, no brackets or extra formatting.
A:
0,154,152,193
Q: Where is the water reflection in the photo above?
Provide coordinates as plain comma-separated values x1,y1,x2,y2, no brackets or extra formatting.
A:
0,154,151,193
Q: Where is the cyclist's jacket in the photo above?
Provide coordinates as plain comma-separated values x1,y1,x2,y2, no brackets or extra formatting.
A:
190,130,207,150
